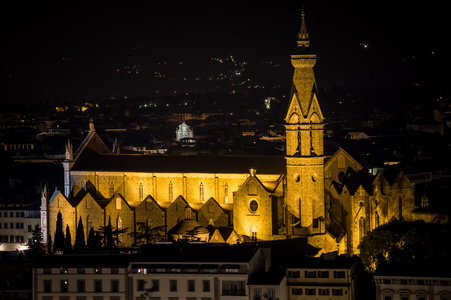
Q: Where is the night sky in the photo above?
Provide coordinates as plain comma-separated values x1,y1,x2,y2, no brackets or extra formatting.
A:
1,1,449,103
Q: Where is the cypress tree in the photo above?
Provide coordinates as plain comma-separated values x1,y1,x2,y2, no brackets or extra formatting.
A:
64,225,72,251
53,212,65,252
105,216,114,249
74,217,86,250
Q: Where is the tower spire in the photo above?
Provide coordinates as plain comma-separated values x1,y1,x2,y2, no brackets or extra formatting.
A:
297,6,310,53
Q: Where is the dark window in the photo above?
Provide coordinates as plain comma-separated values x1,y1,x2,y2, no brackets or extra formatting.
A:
170,280,177,292
77,267,85,274
60,280,69,292
137,280,146,291
44,280,52,292
111,267,119,274
305,271,316,278
202,280,210,292
318,271,329,278
188,280,195,292
319,289,329,295
94,280,102,292
94,267,102,274
292,288,302,295
43,268,51,274
77,280,85,292
313,218,319,228
384,296,392,300
111,280,119,292
332,289,343,296
288,270,300,278
334,271,346,278
60,267,68,274
27,225,32,232
305,288,316,295
152,280,159,291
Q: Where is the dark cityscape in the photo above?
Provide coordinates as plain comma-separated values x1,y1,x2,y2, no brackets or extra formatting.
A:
1,1,451,300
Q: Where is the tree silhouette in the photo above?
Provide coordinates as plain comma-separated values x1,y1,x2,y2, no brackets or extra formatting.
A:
53,212,65,252
87,228,102,250
74,217,86,250
359,220,451,273
65,225,72,251
47,234,52,253
98,216,127,249
129,222,166,246
29,224,43,251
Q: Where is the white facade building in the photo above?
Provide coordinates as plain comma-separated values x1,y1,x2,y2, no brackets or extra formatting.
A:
0,201,40,251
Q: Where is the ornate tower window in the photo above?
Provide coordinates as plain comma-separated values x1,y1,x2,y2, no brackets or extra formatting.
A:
169,181,173,201
139,183,143,200
375,210,380,228
200,182,204,202
116,197,121,210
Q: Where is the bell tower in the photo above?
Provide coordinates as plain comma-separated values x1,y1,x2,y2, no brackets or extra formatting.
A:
285,9,325,235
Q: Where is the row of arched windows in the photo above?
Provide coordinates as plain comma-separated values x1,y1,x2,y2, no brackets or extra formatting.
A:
132,181,230,203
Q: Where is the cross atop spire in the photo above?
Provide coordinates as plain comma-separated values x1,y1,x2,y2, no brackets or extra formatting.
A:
297,6,310,54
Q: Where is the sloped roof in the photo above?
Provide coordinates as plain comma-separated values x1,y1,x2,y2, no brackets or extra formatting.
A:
71,151,286,175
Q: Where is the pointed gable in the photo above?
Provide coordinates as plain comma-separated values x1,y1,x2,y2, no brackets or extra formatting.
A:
135,196,165,232
166,196,190,232
73,130,111,161
285,93,304,123
306,93,324,123
198,197,230,228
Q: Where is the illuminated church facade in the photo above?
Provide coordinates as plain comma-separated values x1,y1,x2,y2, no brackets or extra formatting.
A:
42,11,443,255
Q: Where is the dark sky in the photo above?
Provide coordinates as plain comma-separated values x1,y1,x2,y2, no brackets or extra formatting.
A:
1,1,449,103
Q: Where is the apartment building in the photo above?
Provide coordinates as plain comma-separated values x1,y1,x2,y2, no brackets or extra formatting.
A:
374,271,451,300
129,244,266,300
33,254,130,300
286,254,358,300
0,201,40,251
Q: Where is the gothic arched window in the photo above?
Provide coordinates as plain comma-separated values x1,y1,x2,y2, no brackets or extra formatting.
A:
87,215,92,234
117,217,123,244
200,182,204,202
359,217,366,243
169,181,173,202
139,182,143,200
224,183,229,203
375,211,380,228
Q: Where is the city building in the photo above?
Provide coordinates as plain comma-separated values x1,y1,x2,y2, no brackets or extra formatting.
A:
129,244,266,300
285,254,359,300
374,271,451,300
32,244,267,300
41,9,446,255
33,254,130,300
0,200,40,251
